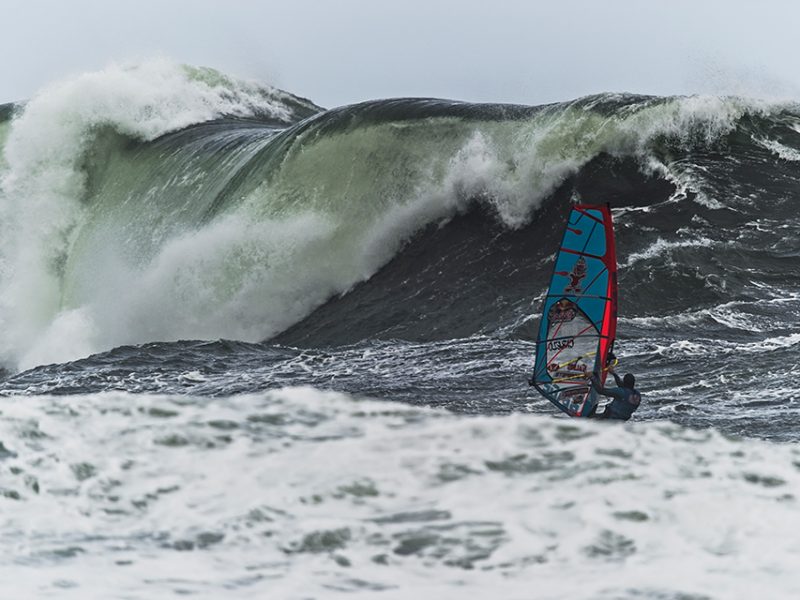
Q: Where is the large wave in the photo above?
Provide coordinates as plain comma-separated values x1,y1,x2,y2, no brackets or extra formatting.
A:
1,59,798,370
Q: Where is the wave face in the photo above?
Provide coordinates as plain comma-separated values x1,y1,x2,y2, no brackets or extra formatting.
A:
2,61,797,373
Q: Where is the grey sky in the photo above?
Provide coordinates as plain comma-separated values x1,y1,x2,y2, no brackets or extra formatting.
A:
2,0,799,108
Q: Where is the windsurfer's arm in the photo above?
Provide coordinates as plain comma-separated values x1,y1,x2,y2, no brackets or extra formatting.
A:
589,374,624,399
610,371,623,388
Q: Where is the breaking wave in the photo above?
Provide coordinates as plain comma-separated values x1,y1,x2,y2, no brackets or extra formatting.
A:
1,59,799,370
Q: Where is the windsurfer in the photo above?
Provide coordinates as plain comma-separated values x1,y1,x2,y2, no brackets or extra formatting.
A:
589,364,641,421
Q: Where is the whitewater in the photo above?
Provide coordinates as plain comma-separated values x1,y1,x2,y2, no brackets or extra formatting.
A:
1,60,799,599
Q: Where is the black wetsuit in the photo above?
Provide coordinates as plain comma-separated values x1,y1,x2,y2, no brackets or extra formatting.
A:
591,372,641,421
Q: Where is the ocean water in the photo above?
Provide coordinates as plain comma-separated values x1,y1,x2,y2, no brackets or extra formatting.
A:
0,60,799,598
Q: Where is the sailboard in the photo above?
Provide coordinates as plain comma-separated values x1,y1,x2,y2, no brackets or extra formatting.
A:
531,204,617,417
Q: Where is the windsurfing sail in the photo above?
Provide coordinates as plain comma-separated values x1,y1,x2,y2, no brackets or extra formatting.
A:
531,204,617,417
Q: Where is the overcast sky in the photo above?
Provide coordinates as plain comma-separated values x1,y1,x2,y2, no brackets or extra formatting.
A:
3,0,800,108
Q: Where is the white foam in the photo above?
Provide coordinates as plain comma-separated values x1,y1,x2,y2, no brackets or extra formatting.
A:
623,235,716,267
754,136,800,161
0,387,798,598
652,332,800,359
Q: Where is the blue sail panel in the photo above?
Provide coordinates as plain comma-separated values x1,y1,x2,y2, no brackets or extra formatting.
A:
532,205,618,417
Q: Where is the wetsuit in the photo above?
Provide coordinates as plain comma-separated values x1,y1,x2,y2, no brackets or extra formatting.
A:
590,372,641,421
